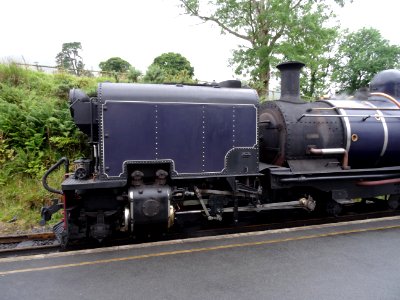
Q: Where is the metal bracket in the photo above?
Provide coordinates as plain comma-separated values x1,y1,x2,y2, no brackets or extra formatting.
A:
40,199,63,226
194,186,222,221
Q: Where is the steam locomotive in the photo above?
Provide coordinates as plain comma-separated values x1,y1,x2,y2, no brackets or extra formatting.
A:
41,61,400,247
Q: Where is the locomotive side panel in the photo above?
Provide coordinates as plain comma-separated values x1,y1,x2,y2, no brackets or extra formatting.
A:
101,101,258,178
101,101,158,177
99,83,259,179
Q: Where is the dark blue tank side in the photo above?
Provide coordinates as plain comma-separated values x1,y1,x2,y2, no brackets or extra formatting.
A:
98,83,259,179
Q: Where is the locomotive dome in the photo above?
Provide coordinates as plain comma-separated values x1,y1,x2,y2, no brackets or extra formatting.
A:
370,69,400,99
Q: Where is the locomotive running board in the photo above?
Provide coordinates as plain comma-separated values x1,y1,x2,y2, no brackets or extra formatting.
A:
266,165,400,200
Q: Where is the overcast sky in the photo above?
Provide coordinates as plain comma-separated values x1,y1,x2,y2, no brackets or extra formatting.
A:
1,0,399,82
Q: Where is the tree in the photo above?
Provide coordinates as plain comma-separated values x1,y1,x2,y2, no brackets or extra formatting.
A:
99,57,132,82
143,65,165,83
180,0,347,96
55,42,85,76
151,52,194,80
127,67,142,83
279,6,340,99
332,28,400,93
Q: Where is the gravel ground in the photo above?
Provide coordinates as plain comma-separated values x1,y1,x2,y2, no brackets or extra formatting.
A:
0,222,53,236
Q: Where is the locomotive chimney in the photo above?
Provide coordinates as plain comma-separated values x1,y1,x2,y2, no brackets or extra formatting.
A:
277,61,305,103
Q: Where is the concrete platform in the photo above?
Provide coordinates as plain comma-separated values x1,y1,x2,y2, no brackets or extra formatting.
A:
1,216,400,300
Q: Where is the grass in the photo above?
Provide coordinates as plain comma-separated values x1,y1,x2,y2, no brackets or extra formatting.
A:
0,63,117,234
0,169,65,233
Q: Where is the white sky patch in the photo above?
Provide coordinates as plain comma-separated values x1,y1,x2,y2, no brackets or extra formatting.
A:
1,0,398,82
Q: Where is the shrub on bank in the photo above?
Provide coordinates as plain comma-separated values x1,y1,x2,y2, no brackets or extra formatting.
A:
0,63,114,229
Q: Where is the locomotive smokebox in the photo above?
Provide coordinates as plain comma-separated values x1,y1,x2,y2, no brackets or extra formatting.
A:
259,61,345,167
277,61,305,103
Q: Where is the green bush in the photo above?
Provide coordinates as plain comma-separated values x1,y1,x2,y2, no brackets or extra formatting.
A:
0,63,119,229
0,63,103,182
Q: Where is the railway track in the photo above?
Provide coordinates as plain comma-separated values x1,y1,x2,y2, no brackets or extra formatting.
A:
176,209,400,238
163,203,400,240
0,232,59,257
98,202,400,247
1,202,399,257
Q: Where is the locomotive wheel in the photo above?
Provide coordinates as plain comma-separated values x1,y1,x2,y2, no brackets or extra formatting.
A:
325,200,342,217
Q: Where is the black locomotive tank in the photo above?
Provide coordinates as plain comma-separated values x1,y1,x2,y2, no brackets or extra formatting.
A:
259,100,345,167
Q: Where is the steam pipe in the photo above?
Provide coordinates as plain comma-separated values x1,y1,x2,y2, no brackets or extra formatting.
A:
298,114,400,121
280,173,394,183
370,92,400,109
308,147,349,170
357,178,400,186
42,157,69,195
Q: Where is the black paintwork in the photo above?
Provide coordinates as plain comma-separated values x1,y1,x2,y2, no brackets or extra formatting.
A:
276,61,305,103
69,89,98,140
98,82,259,105
259,100,345,165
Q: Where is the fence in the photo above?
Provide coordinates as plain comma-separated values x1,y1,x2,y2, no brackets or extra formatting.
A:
14,62,107,77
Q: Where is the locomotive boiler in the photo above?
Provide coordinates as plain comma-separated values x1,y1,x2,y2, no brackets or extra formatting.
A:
258,62,400,205
260,62,400,169
41,61,400,247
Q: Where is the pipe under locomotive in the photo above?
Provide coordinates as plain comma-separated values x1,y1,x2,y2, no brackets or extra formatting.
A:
41,62,400,247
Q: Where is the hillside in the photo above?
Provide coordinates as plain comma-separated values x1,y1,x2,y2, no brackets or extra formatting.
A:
0,63,114,232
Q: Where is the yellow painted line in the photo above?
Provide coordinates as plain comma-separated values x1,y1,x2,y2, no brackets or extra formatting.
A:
1,224,399,276
2,215,400,264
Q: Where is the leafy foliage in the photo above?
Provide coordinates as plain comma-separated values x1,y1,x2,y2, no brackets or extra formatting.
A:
280,4,340,99
0,63,117,228
99,57,132,82
332,28,400,93
144,64,166,83
55,42,85,76
180,0,348,96
0,63,114,183
149,52,195,82
127,66,142,83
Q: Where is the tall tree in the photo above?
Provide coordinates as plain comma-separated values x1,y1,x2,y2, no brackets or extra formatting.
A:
280,6,340,99
180,0,346,96
151,52,194,80
99,57,132,82
332,28,400,93
55,42,85,76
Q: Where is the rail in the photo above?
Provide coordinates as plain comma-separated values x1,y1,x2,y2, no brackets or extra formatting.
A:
0,232,58,255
